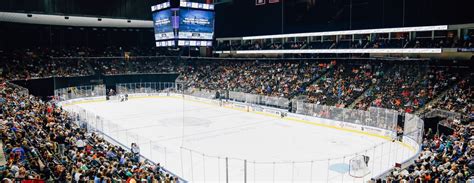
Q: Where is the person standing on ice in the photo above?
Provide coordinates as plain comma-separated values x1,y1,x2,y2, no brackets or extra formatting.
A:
131,143,140,162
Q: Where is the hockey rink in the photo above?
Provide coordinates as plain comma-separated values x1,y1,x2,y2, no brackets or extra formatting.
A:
63,96,417,183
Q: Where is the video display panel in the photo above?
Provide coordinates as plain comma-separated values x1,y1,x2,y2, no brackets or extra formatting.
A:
177,40,212,47
152,9,175,40
156,40,176,47
178,8,215,40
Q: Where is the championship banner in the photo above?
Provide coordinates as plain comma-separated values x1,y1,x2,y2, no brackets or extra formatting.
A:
256,0,265,6
268,0,280,3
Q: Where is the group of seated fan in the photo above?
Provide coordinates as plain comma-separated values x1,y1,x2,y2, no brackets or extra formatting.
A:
427,78,473,115
354,65,467,114
180,60,328,98
381,119,473,182
0,47,472,182
0,48,94,79
0,47,176,80
0,81,179,182
90,58,179,75
1,48,472,116
304,62,383,108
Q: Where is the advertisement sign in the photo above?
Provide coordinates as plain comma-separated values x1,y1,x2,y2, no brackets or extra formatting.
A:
152,9,175,40
178,9,214,40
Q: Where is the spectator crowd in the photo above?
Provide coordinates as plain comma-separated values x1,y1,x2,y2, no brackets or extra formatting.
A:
1,48,472,115
382,118,473,182
0,81,180,182
180,59,328,98
0,46,472,182
0,47,171,80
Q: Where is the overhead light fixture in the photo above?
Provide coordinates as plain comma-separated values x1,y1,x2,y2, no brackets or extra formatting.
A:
241,25,449,40
233,48,442,54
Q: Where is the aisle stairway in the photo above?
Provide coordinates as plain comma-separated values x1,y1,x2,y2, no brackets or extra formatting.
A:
415,88,450,115
415,74,469,115
0,140,6,167
348,84,375,109
347,63,398,109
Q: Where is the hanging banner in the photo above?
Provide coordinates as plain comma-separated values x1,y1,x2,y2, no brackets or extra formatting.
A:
256,0,266,6
269,0,280,3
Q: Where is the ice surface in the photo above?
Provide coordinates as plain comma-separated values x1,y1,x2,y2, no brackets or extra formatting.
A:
66,96,416,182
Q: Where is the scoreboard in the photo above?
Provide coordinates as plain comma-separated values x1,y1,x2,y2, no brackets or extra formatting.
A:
151,1,215,47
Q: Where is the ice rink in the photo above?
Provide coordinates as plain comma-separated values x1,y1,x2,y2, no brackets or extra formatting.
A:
64,96,417,183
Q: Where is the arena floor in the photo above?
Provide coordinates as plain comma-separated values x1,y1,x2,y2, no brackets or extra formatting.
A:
64,96,416,183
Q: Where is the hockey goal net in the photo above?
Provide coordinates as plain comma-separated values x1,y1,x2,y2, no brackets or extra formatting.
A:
349,155,370,178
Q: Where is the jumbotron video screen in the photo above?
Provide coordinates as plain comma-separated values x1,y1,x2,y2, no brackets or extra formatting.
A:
151,1,214,47
152,9,174,41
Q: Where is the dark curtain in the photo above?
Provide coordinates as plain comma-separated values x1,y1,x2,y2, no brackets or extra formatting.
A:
0,22,155,50
215,0,474,37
